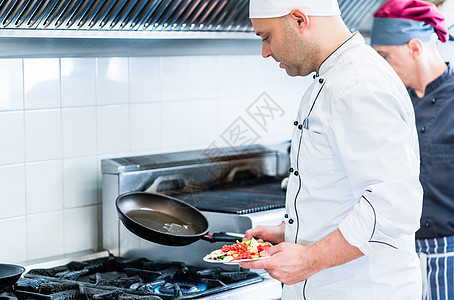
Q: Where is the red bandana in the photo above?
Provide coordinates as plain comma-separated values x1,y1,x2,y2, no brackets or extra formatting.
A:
374,0,449,43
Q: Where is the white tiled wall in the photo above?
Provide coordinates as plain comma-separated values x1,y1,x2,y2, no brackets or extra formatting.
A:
0,55,306,265
440,40,454,61
440,0,454,28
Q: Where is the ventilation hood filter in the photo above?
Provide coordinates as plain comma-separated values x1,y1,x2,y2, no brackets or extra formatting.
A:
0,0,385,58
0,0,383,39
0,0,253,39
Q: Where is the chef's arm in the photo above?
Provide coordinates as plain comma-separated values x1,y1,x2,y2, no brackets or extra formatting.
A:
307,228,364,273
239,228,364,285
328,82,423,256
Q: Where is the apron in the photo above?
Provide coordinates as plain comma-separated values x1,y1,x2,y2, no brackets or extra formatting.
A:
417,235,454,300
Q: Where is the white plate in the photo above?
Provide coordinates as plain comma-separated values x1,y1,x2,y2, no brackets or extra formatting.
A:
221,256,269,265
203,255,268,265
202,256,225,264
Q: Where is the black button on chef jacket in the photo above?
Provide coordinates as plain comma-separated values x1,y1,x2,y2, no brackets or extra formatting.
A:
409,63,454,239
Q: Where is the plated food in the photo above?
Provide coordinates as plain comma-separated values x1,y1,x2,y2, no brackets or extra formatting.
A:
203,238,272,264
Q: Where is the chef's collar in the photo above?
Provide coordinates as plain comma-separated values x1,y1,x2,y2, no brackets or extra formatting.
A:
409,62,453,98
317,32,362,77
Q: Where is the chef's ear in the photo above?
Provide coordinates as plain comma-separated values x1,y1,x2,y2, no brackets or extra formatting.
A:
407,38,424,60
289,9,310,32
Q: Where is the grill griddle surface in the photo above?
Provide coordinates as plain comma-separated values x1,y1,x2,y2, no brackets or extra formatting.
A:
170,179,285,214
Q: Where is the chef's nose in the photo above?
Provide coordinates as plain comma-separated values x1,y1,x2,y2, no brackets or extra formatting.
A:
262,42,273,58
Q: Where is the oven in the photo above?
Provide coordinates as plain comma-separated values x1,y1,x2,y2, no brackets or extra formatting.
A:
1,143,290,300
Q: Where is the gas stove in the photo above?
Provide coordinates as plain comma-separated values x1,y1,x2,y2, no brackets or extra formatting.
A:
100,143,289,299
2,253,280,300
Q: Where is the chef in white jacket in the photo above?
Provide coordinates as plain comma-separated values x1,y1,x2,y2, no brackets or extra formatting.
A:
239,0,424,299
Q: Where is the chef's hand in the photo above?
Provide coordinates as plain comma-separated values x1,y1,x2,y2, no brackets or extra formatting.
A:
239,242,315,285
243,221,285,245
240,229,364,286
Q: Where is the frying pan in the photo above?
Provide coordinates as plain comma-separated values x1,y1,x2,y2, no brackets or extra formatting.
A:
116,192,243,246
0,263,25,291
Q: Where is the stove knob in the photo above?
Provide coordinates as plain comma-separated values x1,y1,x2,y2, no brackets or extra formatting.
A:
289,168,294,173
288,219,294,224
284,213,289,218
294,170,299,176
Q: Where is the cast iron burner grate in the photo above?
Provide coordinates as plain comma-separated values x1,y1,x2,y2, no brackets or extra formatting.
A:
14,254,262,300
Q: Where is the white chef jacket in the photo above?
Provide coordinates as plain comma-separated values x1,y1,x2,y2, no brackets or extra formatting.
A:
283,33,423,299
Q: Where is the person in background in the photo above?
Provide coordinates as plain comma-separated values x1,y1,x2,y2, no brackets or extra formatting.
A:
239,0,424,299
370,1,454,299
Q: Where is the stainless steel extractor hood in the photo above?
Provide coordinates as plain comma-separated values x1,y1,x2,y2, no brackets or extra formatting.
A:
0,0,254,39
0,0,382,39
0,0,384,58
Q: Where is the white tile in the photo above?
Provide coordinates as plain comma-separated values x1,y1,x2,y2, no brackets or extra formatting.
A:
440,5,454,25
242,54,308,100
239,54,309,127
217,96,266,148
97,105,130,154
216,56,245,98
26,160,63,214
442,1,454,10
161,57,190,101
280,92,305,124
63,206,98,254
218,96,250,128
63,156,99,208
160,100,191,149
61,58,96,107
0,59,23,111
97,58,129,105
0,164,26,219
27,211,64,261
261,59,309,97
242,55,272,98
97,151,131,162
0,217,27,263
189,56,217,100
129,57,160,103
128,148,162,157
190,99,219,147
130,103,161,151
0,111,25,165
441,42,454,61
62,107,97,158
24,58,60,109
96,152,130,184
25,109,62,162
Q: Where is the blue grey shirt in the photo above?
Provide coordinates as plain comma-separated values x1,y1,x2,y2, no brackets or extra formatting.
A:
410,63,454,239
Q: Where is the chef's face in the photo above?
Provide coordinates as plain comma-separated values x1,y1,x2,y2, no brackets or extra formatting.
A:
373,44,414,87
251,16,316,77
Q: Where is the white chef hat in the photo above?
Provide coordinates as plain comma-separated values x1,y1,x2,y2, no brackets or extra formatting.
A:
249,0,341,19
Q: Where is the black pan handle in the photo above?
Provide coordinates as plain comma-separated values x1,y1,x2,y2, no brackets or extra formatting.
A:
202,232,244,243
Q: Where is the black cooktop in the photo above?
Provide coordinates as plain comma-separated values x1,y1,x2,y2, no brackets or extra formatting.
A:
4,255,263,300
170,177,286,214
